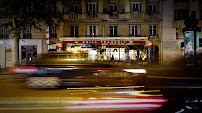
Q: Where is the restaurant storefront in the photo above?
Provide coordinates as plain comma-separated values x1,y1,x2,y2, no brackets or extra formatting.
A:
49,37,153,65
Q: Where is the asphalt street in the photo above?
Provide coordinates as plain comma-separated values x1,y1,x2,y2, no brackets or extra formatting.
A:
0,73,202,113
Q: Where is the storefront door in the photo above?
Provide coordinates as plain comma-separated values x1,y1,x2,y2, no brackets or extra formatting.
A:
5,45,12,67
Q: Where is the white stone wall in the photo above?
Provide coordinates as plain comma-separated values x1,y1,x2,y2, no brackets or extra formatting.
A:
0,39,15,68
162,0,182,64
19,39,47,65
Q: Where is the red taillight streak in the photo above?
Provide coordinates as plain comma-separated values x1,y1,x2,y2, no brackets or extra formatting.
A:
10,66,37,69
9,66,37,73
66,99,168,104
65,103,163,110
65,97,168,110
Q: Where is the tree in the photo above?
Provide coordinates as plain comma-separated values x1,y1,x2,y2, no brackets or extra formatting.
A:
0,0,59,66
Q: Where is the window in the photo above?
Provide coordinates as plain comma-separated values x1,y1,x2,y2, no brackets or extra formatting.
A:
130,2,142,12
129,25,141,36
176,28,183,39
110,25,118,37
149,25,157,36
70,25,78,37
87,3,98,18
149,4,157,12
174,9,189,20
87,3,98,13
110,4,118,12
0,22,9,38
87,25,98,37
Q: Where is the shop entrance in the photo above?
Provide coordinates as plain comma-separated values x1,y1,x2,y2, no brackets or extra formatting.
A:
5,45,12,67
21,45,37,66
63,44,149,62
61,40,151,65
150,46,159,64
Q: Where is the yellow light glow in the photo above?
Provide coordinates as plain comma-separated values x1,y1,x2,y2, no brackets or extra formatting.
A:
63,59,79,61
116,90,162,97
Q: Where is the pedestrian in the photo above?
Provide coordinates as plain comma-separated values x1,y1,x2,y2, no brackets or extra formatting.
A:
111,54,114,61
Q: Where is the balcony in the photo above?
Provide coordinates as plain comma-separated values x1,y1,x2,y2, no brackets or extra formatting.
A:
63,12,162,22
69,12,78,20
130,12,144,19
86,12,99,19
109,12,119,19
146,12,161,21
63,13,81,20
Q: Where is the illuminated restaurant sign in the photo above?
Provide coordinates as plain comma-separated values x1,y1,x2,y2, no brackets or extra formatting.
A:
62,40,146,44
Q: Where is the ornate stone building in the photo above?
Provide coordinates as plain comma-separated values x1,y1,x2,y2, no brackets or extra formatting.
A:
49,0,162,64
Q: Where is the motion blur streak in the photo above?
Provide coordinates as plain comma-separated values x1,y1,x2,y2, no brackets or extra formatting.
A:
9,66,37,73
45,68,79,70
67,86,145,90
65,104,162,110
116,90,163,97
123,69,147,73
63,59,83,61
66,98,168,104
65,97,168,111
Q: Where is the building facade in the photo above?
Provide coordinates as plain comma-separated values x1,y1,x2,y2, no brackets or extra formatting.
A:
162,0,202,64
2,0,201,68
48,0,162,65
0,18,49,68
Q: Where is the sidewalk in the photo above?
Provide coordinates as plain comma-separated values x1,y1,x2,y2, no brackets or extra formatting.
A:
0,68,22,75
